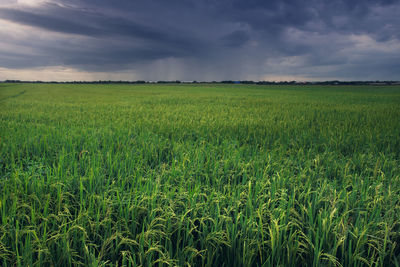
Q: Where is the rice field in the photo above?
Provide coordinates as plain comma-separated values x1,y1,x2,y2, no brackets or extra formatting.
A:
1,83,400,266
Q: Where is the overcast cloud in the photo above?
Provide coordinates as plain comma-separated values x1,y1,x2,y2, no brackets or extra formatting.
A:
0,0,399,81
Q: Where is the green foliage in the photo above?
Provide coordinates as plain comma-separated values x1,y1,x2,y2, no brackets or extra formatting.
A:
1,83,400,266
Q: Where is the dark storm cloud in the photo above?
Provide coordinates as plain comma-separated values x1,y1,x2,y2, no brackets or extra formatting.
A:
0,8,101,36
221,31,250,47
0,4,202,52
0,1,209,72
0,0,399,80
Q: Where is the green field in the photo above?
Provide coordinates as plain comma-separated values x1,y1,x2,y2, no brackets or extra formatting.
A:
1,83,400,266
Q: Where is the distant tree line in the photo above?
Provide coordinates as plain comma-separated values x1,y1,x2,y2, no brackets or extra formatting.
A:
2,79,400,85
1,80,147,84
220,80,400,85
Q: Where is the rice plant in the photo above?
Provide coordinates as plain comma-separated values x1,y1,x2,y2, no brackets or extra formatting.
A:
0,83,399,266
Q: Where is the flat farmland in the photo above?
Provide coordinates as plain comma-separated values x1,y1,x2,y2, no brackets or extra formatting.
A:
1,83,400,266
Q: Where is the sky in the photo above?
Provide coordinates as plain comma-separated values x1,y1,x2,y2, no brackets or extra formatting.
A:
0,0,399,81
